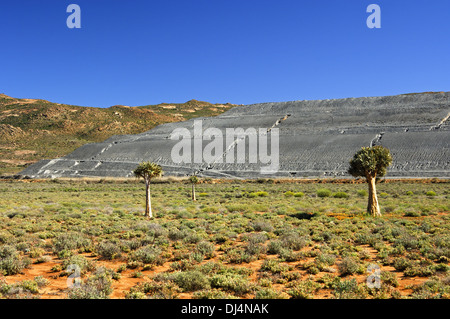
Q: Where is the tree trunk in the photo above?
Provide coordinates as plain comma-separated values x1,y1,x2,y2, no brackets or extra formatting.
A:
145,178,152,218
192,183,196,201
367,176,381,217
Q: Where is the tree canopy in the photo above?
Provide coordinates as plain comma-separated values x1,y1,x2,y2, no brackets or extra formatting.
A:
348,145,392,179
133,162,163,180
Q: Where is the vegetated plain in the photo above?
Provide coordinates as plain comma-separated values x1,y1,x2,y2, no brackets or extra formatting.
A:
0,178,448,299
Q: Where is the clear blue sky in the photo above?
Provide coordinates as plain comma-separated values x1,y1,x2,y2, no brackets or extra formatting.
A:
1,0,449,107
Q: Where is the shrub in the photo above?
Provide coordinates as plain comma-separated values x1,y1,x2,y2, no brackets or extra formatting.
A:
357,189,368,197
333,278,368,299
287,280,321,299
255,288,289,299
256,191,269,197
210,274,254,295
279,232,308,251
62,254,95,275
406,191,414,196
393,257,413,271
317,189,332,198
284,191,295,197
67,268,113,299
294,192,305,198
128,246,164,265
173,271,210,292
338,257,363,276
193,288,238,299
0,246,31,276
381,271,398,287
333,192,349,199
426,191,437,197
195,241,215,259
53,232,92,253
260,259,291,274
250,220,274,232
267,240,283,255
96,241,122,260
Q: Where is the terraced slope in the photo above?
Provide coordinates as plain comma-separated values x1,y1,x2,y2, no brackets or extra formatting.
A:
0,94,236,174
19,92,450,178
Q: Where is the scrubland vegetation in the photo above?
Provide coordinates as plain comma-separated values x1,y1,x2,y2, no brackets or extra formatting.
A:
0,178,448,299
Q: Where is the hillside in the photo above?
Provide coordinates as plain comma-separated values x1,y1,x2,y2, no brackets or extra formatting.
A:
0,94,237,175
18,91,450,179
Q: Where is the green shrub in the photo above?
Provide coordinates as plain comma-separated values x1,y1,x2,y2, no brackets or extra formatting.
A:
195,241,215,259
426,191,437,197
338,257,363,276
357,189,368,197
284,191,295,197
255,288,289,299
193,288,238,299
53,232,92,253
294,192,305,197
0,246,31,276
128,246,164,265
63,254,95,275
256,191,268,197
96,241,122,260
67,268,113,299
287,280,321,299
406,191,414,196
333,278,368,299
317,189,332,198
333,192,349,199
173,271,210,292
210,274,254,295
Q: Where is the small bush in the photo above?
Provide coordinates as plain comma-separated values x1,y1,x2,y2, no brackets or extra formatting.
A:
67,268,113,299
128,246,164,265
173,271,210,292
317,189,332,198
284,191,294,197
294,192,305,198
333,192,349,199
210,274,254,295
333,278,368,299
426,191,437,197
287,280,320,299
255,288,289,299
195,241,215,259
338,257,363,276
96,241,122,260
357,190,368,197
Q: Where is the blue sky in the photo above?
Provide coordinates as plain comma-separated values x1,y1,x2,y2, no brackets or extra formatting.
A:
0,0,449,107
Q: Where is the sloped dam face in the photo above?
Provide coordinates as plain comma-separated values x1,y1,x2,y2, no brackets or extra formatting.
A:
19,92,450,179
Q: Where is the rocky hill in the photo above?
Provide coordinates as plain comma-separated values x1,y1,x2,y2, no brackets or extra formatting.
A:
17,91,450,179
0,93,236,174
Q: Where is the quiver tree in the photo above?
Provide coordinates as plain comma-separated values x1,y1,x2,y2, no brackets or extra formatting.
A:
133,162,163,218
348,146,392,217
188,175,199,201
